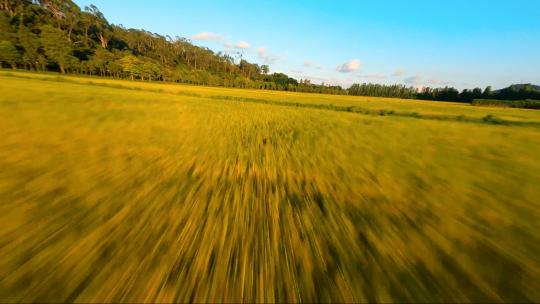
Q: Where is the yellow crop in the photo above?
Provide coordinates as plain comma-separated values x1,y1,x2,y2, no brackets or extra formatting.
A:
1,71,539,302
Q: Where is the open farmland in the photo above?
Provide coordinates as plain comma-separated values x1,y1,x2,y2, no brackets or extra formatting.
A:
1,71,540,302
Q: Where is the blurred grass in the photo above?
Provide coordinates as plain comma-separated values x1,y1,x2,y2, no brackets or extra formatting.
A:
4,70,540,123
0,72,539,302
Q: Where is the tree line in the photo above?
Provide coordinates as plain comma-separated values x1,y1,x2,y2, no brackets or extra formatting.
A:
348,83,540,103
0,0,345,94
1,0,538,103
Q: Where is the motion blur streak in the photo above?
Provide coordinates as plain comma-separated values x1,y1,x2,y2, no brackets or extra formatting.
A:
1,72,539,302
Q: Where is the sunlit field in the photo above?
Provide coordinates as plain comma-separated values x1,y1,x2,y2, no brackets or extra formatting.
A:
1,71,539,302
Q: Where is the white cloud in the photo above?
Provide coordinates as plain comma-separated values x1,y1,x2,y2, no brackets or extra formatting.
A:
223,41,250,52
392,69,404,77
336,59,361,73
235,41,250,49
191,32,223,41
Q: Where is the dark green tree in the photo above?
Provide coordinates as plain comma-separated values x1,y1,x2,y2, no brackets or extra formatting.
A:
40,25,73,73
0,40,20,68
84,4,109,48
118,54,141,80
483,86,492,98
0,12,13,41
17,26,41,70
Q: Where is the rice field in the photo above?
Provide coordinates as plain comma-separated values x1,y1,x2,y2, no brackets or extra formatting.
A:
1,71,539,302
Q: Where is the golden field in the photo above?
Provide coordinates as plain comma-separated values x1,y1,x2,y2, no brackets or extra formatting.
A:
0,71,539,302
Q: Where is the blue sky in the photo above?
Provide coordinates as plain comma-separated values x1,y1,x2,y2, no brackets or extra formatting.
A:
74,0,540,89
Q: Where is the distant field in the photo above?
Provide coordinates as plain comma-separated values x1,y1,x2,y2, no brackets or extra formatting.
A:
1,71,539,302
